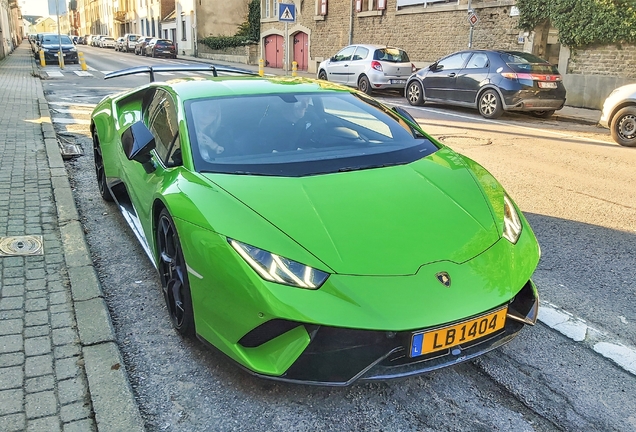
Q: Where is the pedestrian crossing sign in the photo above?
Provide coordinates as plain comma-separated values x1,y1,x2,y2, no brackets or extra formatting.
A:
278,3,296,22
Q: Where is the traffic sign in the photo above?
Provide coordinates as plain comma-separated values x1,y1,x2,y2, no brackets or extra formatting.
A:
279,3,296,22
468,12,479,26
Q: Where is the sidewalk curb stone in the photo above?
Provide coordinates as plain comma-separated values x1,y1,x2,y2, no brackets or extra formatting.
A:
26,45,145,432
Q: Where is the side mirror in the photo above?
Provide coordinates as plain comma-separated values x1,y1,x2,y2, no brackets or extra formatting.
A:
392,106,418,125
121,121,156,171
429,63,438,71
330,56,336,62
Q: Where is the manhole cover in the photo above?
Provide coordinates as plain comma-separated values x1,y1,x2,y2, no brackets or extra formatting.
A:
437,136,492,146
0,236,44,257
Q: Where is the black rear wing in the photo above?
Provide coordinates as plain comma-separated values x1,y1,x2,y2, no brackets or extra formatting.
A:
104,65,259,82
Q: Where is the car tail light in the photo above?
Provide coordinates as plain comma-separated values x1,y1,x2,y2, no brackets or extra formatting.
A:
371,60,383,72
501,72,562,81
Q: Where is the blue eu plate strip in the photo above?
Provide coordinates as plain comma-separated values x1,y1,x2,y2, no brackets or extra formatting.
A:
411,333,423,357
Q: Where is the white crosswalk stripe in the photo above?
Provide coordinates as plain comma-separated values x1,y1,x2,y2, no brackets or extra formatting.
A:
73,71,94,77
46,70,64,77
49,102,97,108
52,118,92,125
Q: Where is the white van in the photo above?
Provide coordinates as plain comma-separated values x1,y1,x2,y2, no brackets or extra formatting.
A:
123,34,142,53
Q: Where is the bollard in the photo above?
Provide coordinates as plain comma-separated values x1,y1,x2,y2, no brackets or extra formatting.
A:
292,61,298,77
258,58,264,77
58,51,65,69
78,52,87,71
39,49,46,67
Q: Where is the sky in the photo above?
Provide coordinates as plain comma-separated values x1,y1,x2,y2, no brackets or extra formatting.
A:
20,0,53,17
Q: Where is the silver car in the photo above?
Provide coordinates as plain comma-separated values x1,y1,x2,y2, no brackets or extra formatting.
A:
317,44,415,94
599,83,636,147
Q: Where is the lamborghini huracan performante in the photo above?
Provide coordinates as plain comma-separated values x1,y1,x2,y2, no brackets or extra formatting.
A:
91,65,540,386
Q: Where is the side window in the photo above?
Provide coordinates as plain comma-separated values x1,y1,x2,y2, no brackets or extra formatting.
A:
352,47,369,61
333,46,356,62
437,52,470,70
146,90,181,167
465,53,489,69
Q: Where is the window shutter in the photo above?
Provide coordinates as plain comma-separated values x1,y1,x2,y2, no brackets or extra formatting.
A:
377,0,386,10
320,0,327,15
356,0,362,12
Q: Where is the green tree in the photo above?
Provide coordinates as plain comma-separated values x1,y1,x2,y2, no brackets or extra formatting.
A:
516,0,636,47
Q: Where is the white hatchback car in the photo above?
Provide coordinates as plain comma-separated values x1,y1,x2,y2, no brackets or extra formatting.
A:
599,83,636,147
101,37,116,48
317,44,415,94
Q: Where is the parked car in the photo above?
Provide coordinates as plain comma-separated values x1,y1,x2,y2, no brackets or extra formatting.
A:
77,36,85,45
134,36,150,55
405,49,566,119
122,33,142,53
91,35,104,46
90,64,540,385
101,37,116,48
599,83,636,147
317,44,415,94
37,34,78,64
115,37,125,51
144,38,177,58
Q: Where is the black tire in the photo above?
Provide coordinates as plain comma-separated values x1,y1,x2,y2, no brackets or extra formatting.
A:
92,131,114,202
610,106,636,147
478,89,504,119
358,75,372,95
156,209,196,337
318,69,327,81
531,110,555,118
406,81,424,106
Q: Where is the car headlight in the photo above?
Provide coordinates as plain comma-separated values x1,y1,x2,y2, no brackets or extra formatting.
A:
229,239,329,289
69,48,77,52
502,195,523,244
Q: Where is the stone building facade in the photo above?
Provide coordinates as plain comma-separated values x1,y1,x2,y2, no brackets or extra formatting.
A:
256,0,635,109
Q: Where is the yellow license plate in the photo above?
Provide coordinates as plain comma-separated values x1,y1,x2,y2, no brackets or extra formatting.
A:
410,307,507,357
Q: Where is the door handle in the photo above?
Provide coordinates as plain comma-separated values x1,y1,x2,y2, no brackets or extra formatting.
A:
447,73,456,77
344,65,348,67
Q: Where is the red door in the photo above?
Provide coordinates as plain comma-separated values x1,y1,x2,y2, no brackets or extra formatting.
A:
264,35,284,69
293,32,308,71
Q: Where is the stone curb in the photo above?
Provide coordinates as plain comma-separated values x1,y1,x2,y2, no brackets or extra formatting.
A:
33,58,145,432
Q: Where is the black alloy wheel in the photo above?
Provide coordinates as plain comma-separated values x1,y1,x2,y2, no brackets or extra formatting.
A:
610,106,636,147
407,81,424,106
318,70,327,81
478,89,504,119
358,75,372,95
92,132,114,202
156,209,195,336
531,110,555,118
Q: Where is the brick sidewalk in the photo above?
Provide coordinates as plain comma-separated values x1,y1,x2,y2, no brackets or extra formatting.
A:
0,43,143,432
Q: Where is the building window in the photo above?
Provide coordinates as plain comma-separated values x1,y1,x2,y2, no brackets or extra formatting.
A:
356,0,386,11
181,18,186,41
315,0,328,15
264,0,270,18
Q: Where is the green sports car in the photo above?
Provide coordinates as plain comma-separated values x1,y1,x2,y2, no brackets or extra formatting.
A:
91,65,540,386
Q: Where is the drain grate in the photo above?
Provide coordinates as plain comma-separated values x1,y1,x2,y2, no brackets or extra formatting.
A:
0,236,44,257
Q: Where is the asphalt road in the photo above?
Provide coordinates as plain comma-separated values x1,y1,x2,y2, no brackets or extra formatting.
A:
39,45,636,431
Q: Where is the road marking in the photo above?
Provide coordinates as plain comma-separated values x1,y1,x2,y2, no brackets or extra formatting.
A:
538,301,636,376
49,102,97,108
390,101,615,146
73,71,94,77
46,70,64,77
50,108,93,115
52,118,91,125
156,72,175,76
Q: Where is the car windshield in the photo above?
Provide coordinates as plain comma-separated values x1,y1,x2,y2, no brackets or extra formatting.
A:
156,41,173,47
42,35,73,44
501,52,559,74
185,91,438,176
373,48,410,63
